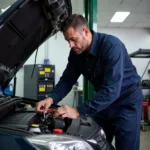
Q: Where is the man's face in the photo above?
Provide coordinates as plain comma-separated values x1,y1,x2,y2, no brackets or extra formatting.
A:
63,27,89,54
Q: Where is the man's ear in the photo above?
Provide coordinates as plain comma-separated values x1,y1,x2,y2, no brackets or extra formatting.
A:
83,27,89,36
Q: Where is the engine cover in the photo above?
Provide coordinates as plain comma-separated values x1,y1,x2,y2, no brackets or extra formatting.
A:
0,112,37,130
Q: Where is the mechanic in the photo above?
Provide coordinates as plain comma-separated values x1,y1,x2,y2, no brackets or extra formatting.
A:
36,14,142,150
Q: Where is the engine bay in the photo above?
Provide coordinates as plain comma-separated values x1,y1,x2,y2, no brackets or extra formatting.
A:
0,95,112,150
0,103,72,135
0,95,105,140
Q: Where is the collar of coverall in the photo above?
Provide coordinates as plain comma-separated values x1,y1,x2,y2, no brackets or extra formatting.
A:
88,30,98,56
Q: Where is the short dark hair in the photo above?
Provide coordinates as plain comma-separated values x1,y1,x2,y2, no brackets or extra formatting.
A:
60,14,88,32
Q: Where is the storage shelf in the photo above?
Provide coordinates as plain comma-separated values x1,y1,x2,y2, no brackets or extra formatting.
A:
130,49,150,58
142,87,150,89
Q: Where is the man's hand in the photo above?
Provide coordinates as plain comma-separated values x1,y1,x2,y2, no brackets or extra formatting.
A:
54,105,80,119
36,97,53,113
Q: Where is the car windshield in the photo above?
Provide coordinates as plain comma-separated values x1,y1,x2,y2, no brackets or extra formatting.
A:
0,0,18,15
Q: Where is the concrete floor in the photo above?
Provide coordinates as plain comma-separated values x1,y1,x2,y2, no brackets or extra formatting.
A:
140,125,150,150
112,125,150,150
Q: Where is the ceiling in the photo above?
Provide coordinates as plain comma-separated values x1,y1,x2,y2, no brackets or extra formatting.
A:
0,0,149,28
71,0,150,29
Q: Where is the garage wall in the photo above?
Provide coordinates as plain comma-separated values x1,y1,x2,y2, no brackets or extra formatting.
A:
14,28,150,103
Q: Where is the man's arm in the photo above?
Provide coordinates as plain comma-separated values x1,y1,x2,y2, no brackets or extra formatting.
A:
77,44,124,117
36,52,81,113
49,53,81,104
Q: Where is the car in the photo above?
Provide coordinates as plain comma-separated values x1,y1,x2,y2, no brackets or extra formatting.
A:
0,0,113,150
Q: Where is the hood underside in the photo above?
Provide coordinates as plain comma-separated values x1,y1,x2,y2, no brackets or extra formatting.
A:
0,0,72,90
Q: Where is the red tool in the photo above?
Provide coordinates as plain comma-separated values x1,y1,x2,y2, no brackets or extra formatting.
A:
53,129,63,134
47,109,56,113
40,105,56,113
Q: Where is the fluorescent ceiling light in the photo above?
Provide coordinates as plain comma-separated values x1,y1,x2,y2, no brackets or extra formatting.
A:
1,6,10,13
110,12,130,23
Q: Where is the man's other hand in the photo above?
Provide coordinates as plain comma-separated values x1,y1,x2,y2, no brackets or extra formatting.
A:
36,97,53,113
54,105,80,119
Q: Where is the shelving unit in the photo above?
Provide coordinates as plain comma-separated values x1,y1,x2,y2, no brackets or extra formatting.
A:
130,49,150,58
130,49,150,132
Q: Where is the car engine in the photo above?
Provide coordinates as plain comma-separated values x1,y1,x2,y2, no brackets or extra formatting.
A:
0,95,111,149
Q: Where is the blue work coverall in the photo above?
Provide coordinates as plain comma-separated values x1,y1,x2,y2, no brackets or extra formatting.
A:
50,30,142,150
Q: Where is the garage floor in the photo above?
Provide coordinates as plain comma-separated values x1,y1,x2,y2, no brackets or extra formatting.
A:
140,125,150,150
112,125,150,149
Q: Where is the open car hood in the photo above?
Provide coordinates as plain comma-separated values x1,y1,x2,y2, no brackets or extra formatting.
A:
0,0,72,90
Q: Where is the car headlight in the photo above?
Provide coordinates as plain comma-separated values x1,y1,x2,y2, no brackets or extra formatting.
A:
27,134,94,150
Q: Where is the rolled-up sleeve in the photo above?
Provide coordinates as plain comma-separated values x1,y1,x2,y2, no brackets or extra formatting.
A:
77,44,124,117
49,52,81,104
